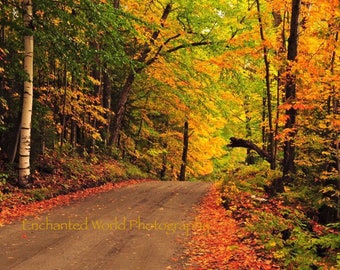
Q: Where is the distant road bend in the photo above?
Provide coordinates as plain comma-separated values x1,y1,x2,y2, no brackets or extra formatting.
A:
0,181,211,270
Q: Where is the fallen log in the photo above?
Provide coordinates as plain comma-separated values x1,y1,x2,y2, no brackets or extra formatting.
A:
227,137,273,164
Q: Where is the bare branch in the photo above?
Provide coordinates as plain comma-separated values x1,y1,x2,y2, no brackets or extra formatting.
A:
227,137,273,164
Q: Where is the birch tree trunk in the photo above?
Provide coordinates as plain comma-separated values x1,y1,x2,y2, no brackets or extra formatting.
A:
18,0,34,186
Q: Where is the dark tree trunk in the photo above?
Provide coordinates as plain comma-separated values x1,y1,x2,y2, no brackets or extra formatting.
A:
262,96,266,149
328,31,339,221
70,119,77,151
228,137,273,164
110,4,172,146
111,72,135,146
179,121,189,181
91,41,103,153
334,47,340,222
256,0,275,169
160,143,168,180
114,0,119,9
228,137,284,194
282,0,301,183
59,65,67,152
103,69,112,147
274,11,287,178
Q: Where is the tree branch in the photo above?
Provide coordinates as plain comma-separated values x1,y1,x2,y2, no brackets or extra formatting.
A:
166,41,212,53
137,3,173,63
164,33,181,45
144,34,181,66
145,39,212,67
227,137,273,163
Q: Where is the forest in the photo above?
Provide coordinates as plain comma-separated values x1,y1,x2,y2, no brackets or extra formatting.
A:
0,0,339,268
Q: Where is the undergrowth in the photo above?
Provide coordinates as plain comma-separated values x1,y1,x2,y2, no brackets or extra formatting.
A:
0,150,152,208
218,164,340,269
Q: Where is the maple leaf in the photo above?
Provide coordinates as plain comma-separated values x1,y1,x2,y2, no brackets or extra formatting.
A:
184,185,279,269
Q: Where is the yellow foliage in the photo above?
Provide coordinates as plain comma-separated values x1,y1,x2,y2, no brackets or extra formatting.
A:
87,76,101,86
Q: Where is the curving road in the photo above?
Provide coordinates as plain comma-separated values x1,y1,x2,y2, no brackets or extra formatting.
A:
0,181,211,270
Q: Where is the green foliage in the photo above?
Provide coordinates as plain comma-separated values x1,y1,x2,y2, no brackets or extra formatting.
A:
124,163,149,180
0,97,8,132
0,2,338,257
0,173,9,200
27,188,49,202
220,167,339,269
61,156,92,179
0,173,8,186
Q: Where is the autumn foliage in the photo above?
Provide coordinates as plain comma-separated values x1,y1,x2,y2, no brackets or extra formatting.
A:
0,176,151,226
0,150,151,225
183,168,340,269
0,0,339,268
185,185,279,269
185,174,339,269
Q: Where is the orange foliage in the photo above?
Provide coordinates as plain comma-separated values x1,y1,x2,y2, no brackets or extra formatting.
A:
0,180,151,226
185,185,280,269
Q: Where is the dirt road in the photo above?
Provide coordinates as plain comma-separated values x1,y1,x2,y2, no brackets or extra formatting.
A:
0,181,211,270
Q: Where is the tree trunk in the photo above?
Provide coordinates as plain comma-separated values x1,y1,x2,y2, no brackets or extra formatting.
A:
329,31,339,220
255,0,275,169
274,11,287,178
179,121,189,181
59,65,67,151
160,143,167,180
228,137,273,164
244,96,254,164
18,0,34,187
103,68,112,147
111,72,135,146
110,4,172,146
114,0,120,9
70,119,77,152
282,0,301,183
262,96,266,149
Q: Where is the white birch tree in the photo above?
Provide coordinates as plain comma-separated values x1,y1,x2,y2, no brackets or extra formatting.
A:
18,0,34,186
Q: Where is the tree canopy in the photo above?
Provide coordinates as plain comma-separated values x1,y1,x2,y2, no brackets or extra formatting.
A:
0,0,339,220
0,0,339,267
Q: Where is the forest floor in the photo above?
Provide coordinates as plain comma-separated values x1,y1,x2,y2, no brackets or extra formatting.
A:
183,176,339,270
0,153,338,269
